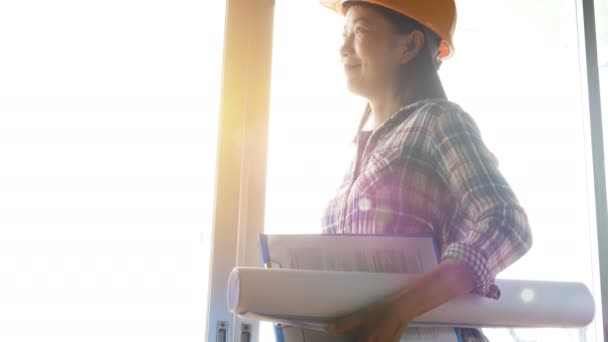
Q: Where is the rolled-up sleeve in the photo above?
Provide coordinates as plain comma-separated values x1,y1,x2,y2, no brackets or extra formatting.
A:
429,108,533,297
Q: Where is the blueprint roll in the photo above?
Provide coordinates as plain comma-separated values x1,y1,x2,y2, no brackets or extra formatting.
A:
228,267,411,318
227,267,595,328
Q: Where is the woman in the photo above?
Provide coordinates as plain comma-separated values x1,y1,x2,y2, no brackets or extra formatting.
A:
284,0,532,341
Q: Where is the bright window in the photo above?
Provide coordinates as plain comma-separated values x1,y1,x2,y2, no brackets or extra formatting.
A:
0,1,225,341
264,0,604,341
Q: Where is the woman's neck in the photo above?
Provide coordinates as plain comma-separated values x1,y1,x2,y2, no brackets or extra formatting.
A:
368,77,446,129
368,92,406,129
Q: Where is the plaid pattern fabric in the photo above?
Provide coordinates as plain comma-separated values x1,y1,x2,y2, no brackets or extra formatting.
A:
321,99,532,297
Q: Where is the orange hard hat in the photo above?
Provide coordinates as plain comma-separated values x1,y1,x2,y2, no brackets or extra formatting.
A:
320,0,457,60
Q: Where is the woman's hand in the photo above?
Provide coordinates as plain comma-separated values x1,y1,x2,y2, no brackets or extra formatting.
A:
328,260,477,342
328,296,412,342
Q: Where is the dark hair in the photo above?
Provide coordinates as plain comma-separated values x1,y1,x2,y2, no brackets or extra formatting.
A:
344,2,446,140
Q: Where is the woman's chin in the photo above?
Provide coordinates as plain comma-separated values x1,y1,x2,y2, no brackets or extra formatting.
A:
345,80,368,97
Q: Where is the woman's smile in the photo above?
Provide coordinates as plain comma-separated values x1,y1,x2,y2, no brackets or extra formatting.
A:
343,63,361,73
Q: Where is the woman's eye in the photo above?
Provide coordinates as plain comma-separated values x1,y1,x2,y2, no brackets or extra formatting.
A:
354,26,368,35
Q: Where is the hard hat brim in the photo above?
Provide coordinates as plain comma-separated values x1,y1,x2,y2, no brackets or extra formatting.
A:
321,0,455,60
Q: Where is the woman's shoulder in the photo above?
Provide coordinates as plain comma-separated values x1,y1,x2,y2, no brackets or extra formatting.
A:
409,99,467,121
377,99,462,150
377,99,482,153
407,99,481,135
410,99,499,166
387,99,471,138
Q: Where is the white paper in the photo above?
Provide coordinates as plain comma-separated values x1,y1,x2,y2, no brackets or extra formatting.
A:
229,267,595,328
264,234,439,273
239,313,458,342
277,324,459,342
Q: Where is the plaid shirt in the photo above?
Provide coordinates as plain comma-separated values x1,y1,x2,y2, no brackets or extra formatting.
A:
321,99,532,298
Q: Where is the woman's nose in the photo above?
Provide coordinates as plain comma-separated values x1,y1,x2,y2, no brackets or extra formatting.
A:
340,33,354,58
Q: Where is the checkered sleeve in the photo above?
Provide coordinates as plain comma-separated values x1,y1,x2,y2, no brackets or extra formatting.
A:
429,107,533,297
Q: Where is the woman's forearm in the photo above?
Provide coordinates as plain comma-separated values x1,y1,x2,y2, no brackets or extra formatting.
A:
393,259,476,322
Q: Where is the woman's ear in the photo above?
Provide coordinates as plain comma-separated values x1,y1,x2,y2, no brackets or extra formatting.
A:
398,30,425,64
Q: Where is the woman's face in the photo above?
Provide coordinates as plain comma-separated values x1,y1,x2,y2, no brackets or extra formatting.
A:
340,6,405,98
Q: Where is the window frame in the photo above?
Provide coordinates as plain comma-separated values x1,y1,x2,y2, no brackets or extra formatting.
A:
580,0,608,338
206,0,274,341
